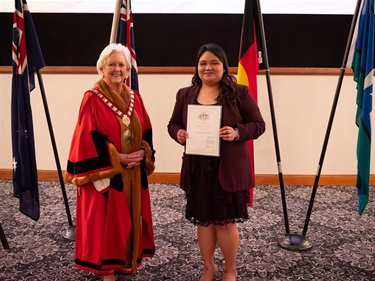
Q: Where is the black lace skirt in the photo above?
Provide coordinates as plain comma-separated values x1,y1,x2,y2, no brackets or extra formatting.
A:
185,155,249,226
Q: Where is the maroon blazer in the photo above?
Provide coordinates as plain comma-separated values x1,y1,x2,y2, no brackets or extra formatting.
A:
167,84,265,193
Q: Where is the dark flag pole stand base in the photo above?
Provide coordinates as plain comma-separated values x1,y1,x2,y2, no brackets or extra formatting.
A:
278,233,313,251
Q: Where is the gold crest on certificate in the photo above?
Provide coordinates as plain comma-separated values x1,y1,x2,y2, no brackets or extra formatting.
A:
186,104,222,156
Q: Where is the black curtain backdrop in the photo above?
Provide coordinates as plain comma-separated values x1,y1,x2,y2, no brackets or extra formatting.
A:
0,13,352,67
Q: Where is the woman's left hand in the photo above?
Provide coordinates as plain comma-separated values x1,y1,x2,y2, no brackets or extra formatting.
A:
219,126,236,142
120,149,145,168
177,129,188,144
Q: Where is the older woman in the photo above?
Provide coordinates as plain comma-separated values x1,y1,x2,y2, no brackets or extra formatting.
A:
168,43,265,281
65,43,155,281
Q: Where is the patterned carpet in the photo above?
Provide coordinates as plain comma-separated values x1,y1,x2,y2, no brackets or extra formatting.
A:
0,180,374,281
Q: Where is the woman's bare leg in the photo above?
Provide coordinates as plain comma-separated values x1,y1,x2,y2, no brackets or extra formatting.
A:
198,224,218,281
216,223,238,280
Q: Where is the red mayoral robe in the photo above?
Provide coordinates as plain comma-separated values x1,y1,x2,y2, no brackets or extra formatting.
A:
65,79,155,275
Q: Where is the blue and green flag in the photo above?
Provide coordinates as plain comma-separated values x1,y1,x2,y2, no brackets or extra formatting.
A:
349,0,374,215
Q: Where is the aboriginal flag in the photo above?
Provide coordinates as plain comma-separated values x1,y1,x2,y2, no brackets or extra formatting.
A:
11,0,45,221
237,0,265,206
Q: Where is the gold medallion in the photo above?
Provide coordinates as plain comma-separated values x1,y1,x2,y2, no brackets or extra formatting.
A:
123,129,132,143
122,115,130,126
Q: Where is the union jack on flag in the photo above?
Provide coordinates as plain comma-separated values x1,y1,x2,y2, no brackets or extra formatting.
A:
11,0,45,221
12,3,27,76
116,0,139,91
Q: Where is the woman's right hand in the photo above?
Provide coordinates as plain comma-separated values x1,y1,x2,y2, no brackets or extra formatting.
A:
177,129,188,144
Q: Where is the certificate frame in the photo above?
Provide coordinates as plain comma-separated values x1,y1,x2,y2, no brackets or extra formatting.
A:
185,104,222,157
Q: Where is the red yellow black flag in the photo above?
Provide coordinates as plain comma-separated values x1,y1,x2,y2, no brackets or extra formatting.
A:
237,0,265,206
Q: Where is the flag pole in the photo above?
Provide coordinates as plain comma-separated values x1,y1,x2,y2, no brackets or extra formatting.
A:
253,0,290,237
110,0,122,43
0,223,9,249
36,70,75,241
301,0,362,236
279,0,363,251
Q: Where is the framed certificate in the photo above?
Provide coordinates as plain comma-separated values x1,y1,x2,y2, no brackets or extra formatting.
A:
185,104,222,157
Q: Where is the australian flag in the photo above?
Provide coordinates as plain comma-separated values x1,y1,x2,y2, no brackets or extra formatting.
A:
11,0,45,221
115,0,139,91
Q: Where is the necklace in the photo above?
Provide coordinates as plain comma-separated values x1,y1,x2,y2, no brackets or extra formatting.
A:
90,88,135,143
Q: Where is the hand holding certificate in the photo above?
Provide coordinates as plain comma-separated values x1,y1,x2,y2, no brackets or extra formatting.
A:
185,104,222,156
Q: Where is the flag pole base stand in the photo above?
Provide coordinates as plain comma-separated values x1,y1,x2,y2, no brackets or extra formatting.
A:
278,233,313,251
63,225,75,241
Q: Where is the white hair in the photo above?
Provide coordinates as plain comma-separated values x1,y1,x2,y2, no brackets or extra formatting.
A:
96,43,131,75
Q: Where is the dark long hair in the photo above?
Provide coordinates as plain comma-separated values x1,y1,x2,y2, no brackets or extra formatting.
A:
191,43,239,109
